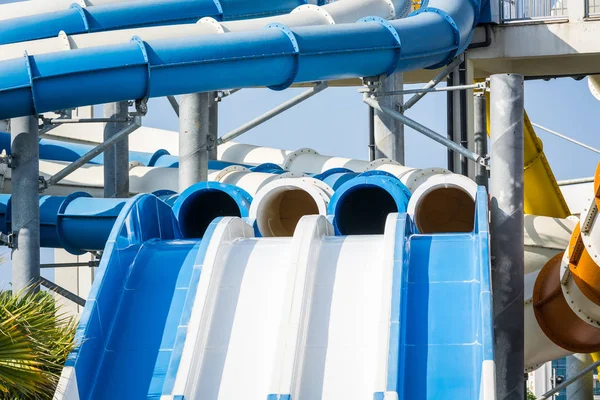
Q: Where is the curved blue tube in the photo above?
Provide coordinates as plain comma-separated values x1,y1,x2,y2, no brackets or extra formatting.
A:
250,163,286,174
172,182,252,239
0,0,306,46
5,192,126,254
328,171,411,236
0,0,483,120
0,131,249,169
312,168,357,190
1,182,254,253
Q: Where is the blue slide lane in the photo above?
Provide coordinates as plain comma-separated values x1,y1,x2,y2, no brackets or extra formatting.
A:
62,194,203,399
377,187,493,398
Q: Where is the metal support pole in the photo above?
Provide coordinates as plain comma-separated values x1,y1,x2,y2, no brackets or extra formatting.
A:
103,102,130,198
41,261,99,269
566,354,594,400
43,122,139,189
490,73,525,400
459,61,469,176
403,57,464,111
373,73,404,163
167,95,180,117
10,115,40,293
368,106,375,161
364,96,487,166
208,93,218,160
447,73,455,172
179,92,210,191
474,94,488,189
39,277,86,307
218,82,328,145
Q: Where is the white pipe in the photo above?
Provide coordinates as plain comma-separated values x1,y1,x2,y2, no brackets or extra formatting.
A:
0,0,126,22
524,215,577,274
249,177,334,237
0,0,410,62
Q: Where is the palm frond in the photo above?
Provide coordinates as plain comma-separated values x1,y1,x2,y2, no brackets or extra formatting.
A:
0,288,78,399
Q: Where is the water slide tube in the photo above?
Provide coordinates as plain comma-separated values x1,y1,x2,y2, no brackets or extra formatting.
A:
0,130,245,169
0,0,144,22
0,0,306,46
0,0,484,121
0,181,253,254
0,0,410,62
525,164,600,371
57,187,494,399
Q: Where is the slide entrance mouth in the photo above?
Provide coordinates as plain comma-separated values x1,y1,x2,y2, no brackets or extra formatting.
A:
335,185,398,235
257,188,320,237
415,187,475,234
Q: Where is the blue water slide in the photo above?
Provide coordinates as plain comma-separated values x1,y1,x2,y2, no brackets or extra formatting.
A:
0,0,484,120
0,131,249,169
62,186,493,399
0,182,252,254
63,194,205,399
380,187,493,398
0,0,306,46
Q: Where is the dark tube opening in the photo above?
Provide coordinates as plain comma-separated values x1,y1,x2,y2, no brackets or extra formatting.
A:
416,187,475,234
336,186,398,235
179,190,241,238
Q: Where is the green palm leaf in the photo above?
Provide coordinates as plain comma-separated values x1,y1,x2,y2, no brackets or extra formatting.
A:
0,288,78,399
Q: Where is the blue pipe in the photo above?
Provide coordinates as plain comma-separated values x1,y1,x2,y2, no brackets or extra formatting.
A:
0,0,483,120
328,171,411,235
0,183,253,254
0,0,306,46
171,182,252,239
5,192,126,255
0,131,249,169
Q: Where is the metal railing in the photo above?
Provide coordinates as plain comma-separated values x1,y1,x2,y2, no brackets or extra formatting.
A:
501,0,568,21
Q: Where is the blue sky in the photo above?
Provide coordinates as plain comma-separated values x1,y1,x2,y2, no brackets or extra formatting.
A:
144,77,599,181
0,0,599,290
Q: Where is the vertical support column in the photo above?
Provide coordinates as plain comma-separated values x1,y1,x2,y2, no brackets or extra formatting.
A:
208,92,218,161
179,92,210,192
103,102,129,198
474,93,488,189
447,72,456,172
459,61,469,176
10,115,40,293
374,73,404,163
490,73,525,400
566,354,594,400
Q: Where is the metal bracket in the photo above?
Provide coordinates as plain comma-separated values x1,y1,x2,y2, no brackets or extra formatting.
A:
0,151,13,168
133,98,148,116
0,232,16,248
38,176,48,192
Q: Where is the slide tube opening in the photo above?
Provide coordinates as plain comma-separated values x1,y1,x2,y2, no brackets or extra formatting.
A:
408,174,478,234
173,182,252,239
250,178,333,237
329,172,410,235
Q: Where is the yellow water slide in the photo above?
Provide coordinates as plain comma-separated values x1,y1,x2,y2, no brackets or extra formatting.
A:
485,94,571,218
